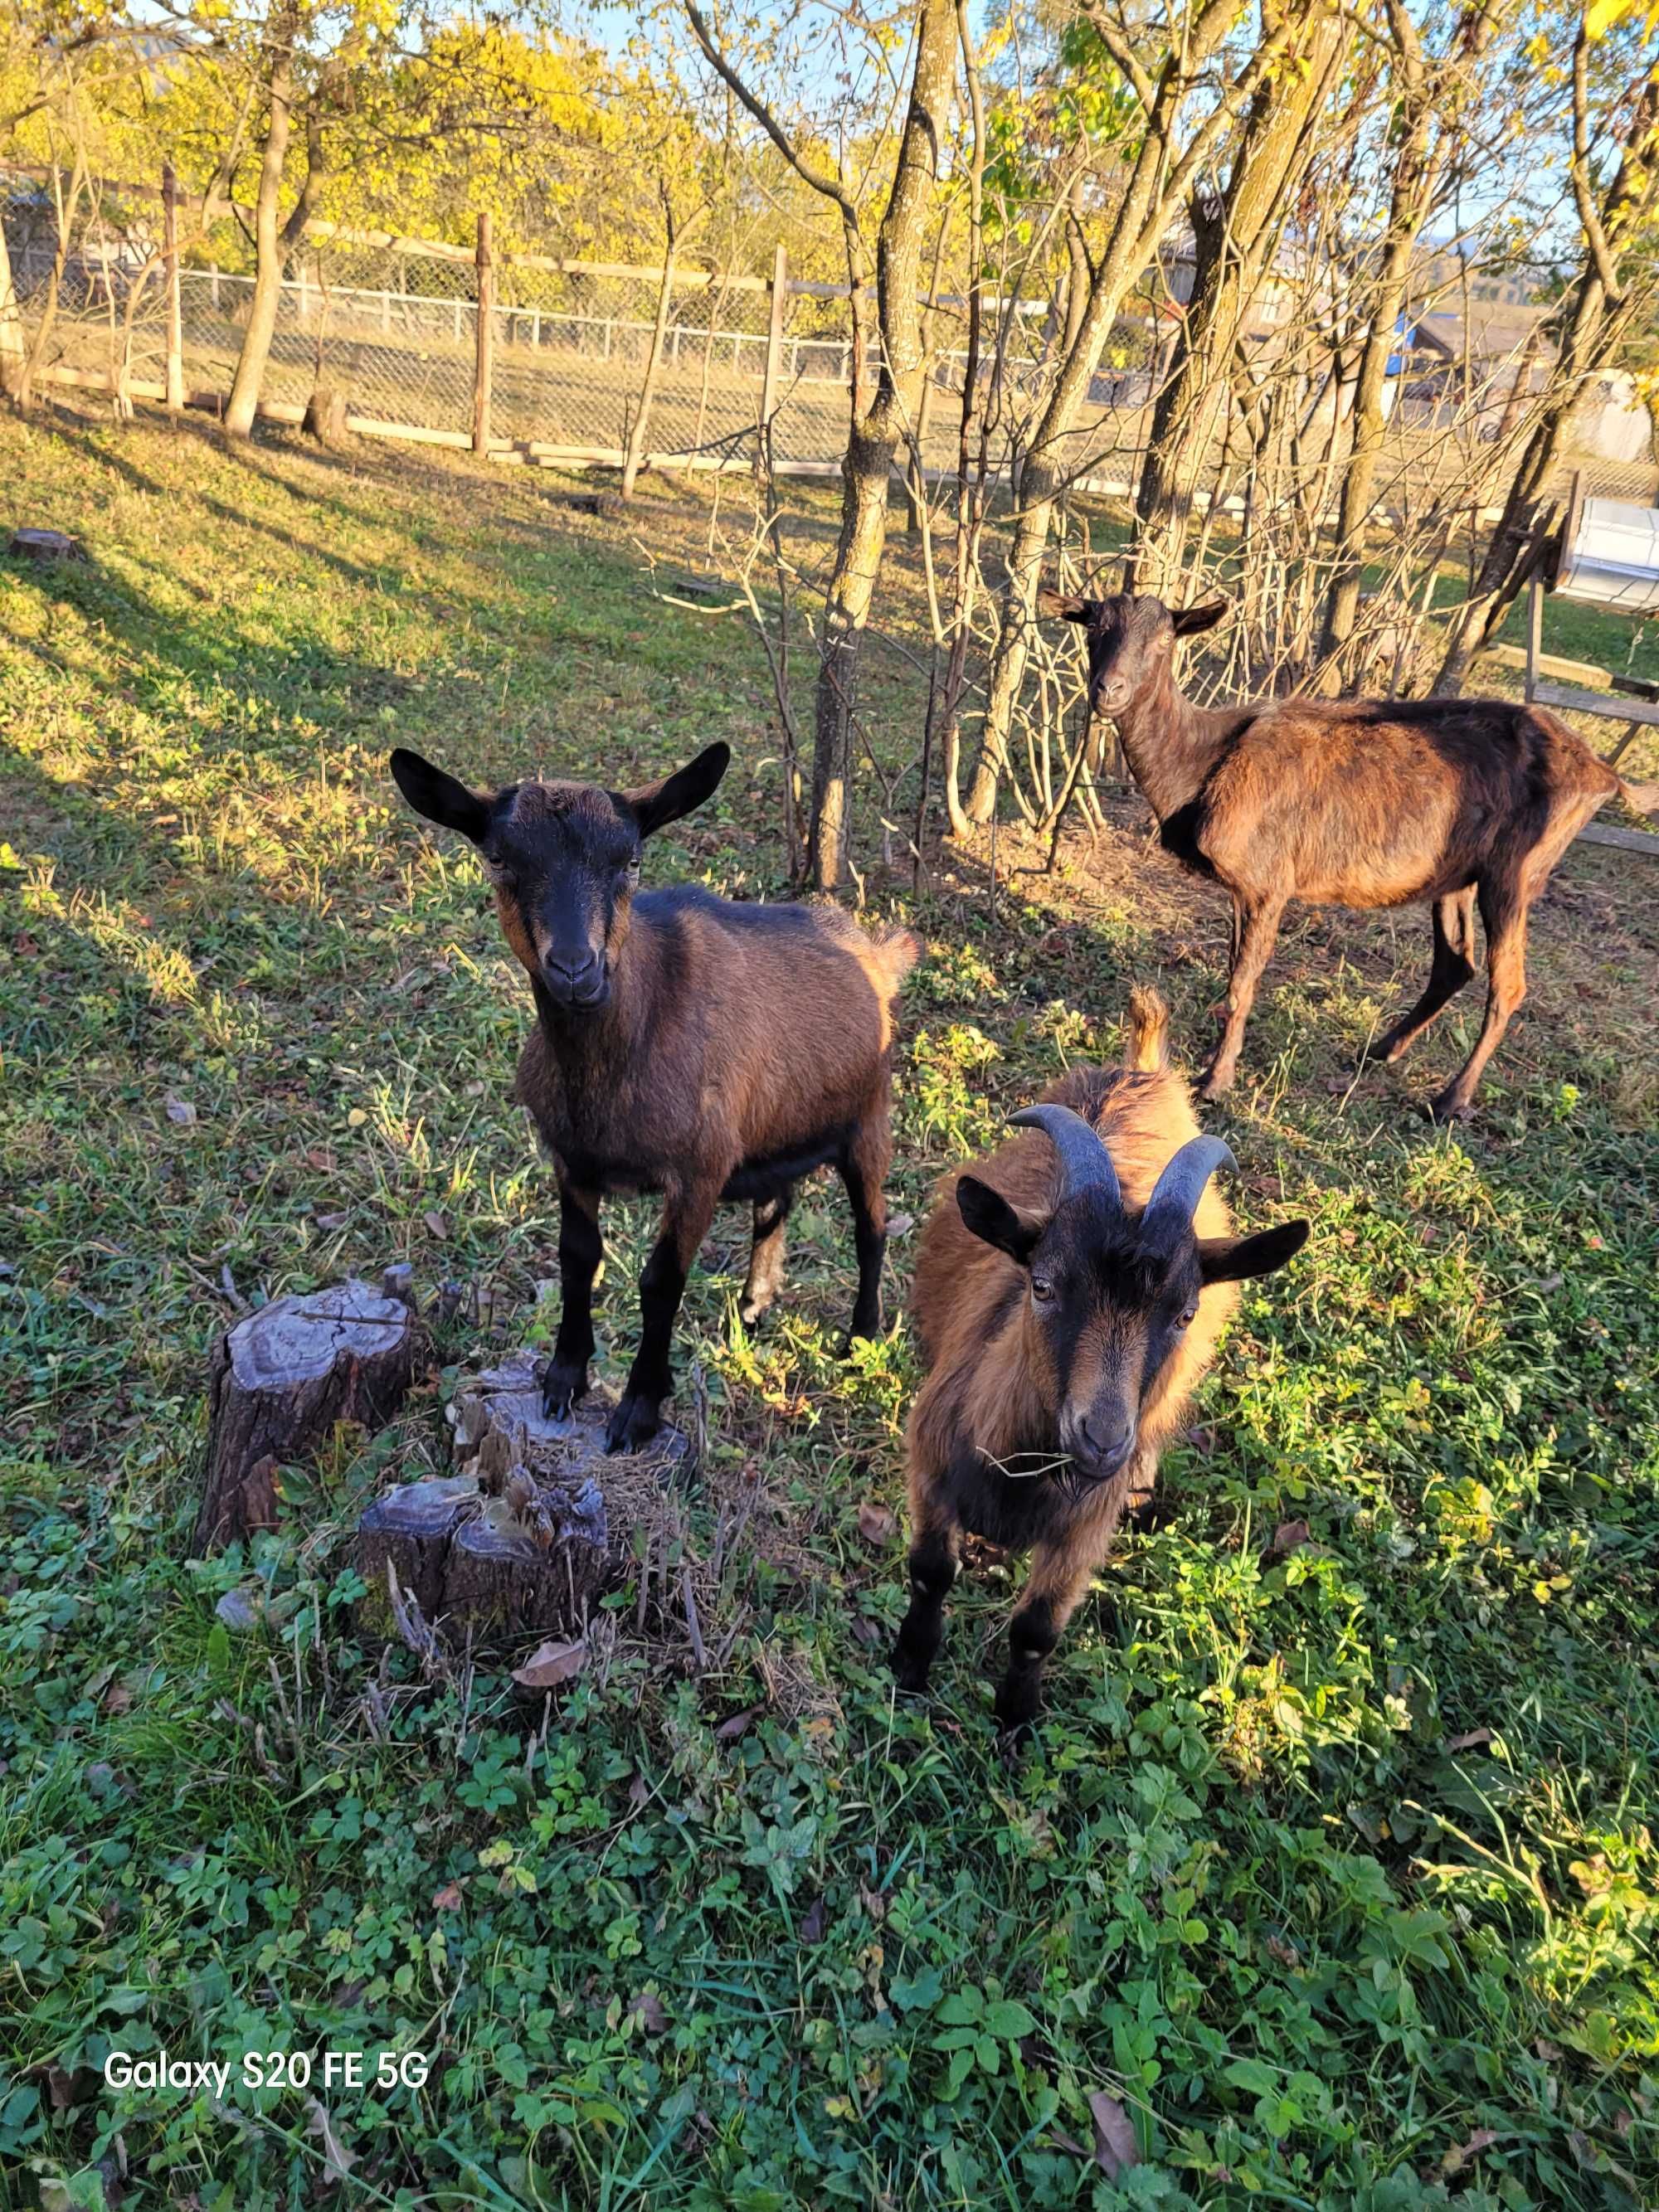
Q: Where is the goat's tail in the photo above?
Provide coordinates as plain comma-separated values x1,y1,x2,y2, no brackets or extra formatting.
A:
868,924,923,997
1618,775,1659,819
1123,984,1170,1072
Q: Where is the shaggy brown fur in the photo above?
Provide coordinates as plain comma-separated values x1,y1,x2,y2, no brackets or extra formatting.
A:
895,988,1307,1734
391,741,919,1452
1039,589,1659,1119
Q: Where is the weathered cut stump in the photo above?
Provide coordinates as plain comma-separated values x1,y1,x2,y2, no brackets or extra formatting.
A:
303,385,351,447
196,1279,429,1552
8,528,87,563
355,1349,692,1645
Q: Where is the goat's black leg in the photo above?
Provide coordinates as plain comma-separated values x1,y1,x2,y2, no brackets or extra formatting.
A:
995,1541,1096,1743
1366,887,1477,1067
1430,873,1529,1121
607,1185,719,1452
994,1597,1059,1742
1200,896,1286,1099
542,1181,602,1420
1432,786,1603,1119
893,1524,960,1694
838,1110,892,1344
738,1186,794,1328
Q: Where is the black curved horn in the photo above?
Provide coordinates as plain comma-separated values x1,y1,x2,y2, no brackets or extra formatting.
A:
1010,1104,1122,1210
1141,1135,1236,1242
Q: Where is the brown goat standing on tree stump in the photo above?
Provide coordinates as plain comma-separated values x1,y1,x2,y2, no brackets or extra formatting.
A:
895,989,1308,1738
1039,591,1659,1120
392,742,919,1452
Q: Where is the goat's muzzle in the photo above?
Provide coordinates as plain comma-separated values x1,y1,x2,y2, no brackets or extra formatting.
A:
541,950,609,1011
1090,678,1131,717
1059,1409,1136,1484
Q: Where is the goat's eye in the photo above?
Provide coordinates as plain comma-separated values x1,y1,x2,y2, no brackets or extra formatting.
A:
1176,1304,1198,1330
619,859,640,888
1030,1277,1054,1303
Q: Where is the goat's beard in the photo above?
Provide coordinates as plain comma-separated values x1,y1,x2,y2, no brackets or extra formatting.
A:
1050,1456,1102,1508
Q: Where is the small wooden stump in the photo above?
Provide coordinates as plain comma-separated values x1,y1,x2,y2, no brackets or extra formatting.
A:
356,1349,693,1646
303,385,351,448
196,1278,429,1553
8,528,87,564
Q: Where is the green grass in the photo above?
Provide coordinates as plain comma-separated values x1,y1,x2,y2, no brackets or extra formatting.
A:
2,410,1657,2212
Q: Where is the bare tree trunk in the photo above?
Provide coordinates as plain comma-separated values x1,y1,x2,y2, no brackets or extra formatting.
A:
15,157,85,411
224,4,299,438
1318,0,1505,678
962,9,1297,824
621,240,679,499
804,0,957,888
939,0,989,842
225,7,338,440
1131,5,1348,601
684,0,956,887
1436,43,1659,693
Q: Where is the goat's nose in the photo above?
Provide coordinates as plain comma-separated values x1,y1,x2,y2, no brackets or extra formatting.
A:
542,950,606,1005
1079,1415,1135,1475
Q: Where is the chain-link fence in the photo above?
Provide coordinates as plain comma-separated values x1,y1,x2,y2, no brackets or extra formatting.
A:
7,163,1659,523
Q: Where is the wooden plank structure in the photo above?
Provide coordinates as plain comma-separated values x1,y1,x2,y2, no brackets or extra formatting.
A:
1525,476,1659,858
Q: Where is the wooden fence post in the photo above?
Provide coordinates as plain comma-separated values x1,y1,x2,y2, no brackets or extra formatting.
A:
757,242,788,475
162,163,184,411
473,211,494,455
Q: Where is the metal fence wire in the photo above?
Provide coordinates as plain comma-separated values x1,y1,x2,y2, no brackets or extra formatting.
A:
7,166,1659,518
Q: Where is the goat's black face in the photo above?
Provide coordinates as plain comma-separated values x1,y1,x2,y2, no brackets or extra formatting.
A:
956,1174,1306,1487
486,787,640,1011
389,743,730,1012
1030,1189,1200,1483
1037,589,1228,719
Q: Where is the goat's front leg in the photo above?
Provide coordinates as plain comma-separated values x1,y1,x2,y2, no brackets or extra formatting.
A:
607,1180,720,1453
542,1179,602,1420
995,1538,1102,1742
893,1514,961,1694
1200,895,1286,1100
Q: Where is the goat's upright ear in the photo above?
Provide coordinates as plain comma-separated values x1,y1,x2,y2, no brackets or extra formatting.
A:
1196,1218,1309,1285
390,748,491,844
1171,599,1228,639
956,1174,1044,1266
624,741,732,838
1036,586,1091,625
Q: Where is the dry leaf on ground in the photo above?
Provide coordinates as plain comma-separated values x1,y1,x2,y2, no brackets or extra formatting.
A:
1088,2090,1141,2180
511,1637,588,1689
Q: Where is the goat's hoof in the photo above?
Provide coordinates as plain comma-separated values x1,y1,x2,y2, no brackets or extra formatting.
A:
1425,1090,1475,1125
540,1361,589,1421
1196,1067,1236,1103
605,1394,663,1454
844,1301,883,1350
996,1719,1036,1768
892,1648,932,1697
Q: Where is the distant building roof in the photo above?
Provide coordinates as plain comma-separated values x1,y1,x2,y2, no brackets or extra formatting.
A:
1410,302,1555,364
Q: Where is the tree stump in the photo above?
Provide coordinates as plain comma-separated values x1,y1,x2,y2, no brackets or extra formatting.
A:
196,1279,429,1552
303,385,351,448
8,528,87,563
355,1349,693,1646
